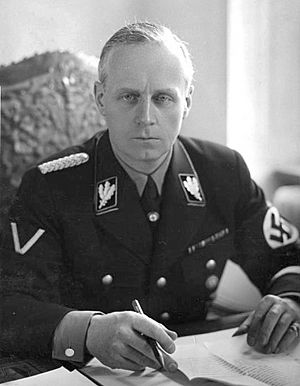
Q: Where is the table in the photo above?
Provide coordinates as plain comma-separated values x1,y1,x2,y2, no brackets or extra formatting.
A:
0,312,249,384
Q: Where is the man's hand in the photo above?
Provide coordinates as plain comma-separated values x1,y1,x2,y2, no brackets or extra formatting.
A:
86,311,178,372
238,295,300,353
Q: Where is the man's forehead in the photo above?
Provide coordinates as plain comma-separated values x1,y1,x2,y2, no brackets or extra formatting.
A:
108,42,165,62
109,39,182,55
105,42,188,89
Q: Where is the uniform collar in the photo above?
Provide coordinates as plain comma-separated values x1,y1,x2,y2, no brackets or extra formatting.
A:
93,131,207,263
112,147,172,196
93,131,206,215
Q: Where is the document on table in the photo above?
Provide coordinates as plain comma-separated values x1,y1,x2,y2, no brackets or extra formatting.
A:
205,334,300,386
1,366,94,386
82,328,300,386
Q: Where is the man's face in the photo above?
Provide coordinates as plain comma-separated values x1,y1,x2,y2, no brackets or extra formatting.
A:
95,42,193,170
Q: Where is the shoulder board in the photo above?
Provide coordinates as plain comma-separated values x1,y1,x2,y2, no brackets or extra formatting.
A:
38,152,89,174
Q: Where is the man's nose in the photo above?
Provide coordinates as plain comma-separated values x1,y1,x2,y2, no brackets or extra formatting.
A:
135,98,155,126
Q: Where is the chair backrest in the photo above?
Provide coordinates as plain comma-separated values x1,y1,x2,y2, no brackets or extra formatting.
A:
0,51,105,234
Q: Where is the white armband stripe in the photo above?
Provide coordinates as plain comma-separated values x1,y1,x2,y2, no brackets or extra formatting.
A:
271,266,300,283
278,292,300,298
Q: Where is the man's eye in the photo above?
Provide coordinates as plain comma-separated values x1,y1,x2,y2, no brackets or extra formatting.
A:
154,95,173,104
121,94,138,103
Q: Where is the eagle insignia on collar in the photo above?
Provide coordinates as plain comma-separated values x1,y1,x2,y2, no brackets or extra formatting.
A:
179,174,206,206
95,177,118,215
183,176,201,200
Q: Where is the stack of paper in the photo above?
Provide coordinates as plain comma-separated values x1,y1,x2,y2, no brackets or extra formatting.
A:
1,366,93,386
205,335,300,385
82,328,300,386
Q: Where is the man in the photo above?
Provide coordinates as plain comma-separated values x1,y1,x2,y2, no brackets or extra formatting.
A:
1,22,300,373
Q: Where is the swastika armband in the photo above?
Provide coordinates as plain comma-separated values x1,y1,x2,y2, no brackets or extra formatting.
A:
263,207,299,249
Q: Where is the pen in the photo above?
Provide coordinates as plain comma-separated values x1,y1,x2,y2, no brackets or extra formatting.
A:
232,324,250,337
132,299,164,369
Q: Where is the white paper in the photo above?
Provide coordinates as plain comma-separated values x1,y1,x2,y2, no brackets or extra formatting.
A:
205,334,300,386
172,343,266,386
82,328,300,386
1,366,93,386
82,328,272,385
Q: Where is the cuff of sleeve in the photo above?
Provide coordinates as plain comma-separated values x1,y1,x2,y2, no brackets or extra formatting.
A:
279,293,300,304
52,310,103,363
268,272,300,296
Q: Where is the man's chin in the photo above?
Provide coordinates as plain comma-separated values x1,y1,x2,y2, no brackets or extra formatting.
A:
120,149,167,173
125,146,163,162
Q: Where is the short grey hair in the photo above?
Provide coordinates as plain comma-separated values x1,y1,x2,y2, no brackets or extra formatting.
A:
98,21,194,88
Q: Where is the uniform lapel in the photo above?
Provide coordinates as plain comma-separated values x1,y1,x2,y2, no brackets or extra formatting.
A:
154,139,207,262
93,132,152,263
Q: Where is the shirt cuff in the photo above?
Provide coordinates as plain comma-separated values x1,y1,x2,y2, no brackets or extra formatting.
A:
52,310,102,363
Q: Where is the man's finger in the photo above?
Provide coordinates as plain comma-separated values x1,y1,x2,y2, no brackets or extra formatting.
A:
232,312,253,336
164,327,178,341
264,313,293,353
257,303,283,346
161,351,178,372
120,345,159,370
247,296,275,346
124,329,177,371
117,354,147,371
276,322,300,353
133,315,176,354
128,329,160,361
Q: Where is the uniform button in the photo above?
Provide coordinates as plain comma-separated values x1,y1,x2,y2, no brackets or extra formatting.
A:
206,259,216,270
102,274,113,285
147,211,160,222
65,348,75,357
156,277,167,288
160,312,170,321
205,275,219,290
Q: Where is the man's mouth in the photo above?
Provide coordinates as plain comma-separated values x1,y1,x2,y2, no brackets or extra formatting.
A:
133,137,159,140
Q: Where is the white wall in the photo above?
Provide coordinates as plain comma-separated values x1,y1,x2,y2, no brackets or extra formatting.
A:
227,0,300,198
0,0,227,144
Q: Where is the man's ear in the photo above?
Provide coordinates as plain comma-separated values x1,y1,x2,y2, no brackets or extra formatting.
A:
94,80,106,115
183,85,194,119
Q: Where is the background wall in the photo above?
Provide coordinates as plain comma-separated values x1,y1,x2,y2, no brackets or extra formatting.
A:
0,0,227,144
227,0,300,198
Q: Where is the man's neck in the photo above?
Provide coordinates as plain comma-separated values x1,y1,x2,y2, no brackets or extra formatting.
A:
111,145,172,176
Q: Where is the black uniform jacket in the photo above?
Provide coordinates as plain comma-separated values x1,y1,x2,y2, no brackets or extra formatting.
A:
1,130,299,357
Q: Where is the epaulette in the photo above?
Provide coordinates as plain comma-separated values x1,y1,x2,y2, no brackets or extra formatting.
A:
38,152,89,174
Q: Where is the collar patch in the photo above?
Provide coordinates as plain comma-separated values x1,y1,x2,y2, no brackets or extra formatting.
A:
95,176,118,215
179,174,206,206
